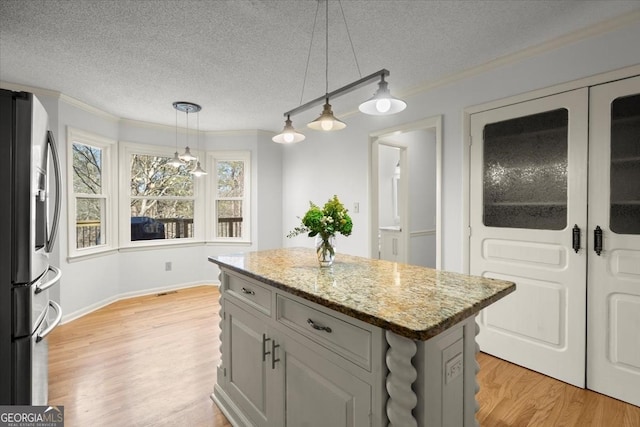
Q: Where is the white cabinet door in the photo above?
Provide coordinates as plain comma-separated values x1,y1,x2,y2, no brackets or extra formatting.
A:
470,88,589,387
224,299,274,427
271,333,372,427
587,75,640,407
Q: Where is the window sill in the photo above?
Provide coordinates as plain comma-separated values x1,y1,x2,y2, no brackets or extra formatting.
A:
67,247,119,263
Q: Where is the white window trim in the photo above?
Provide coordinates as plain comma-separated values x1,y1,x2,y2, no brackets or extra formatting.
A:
207,150,251,243
66,127,118,259
119,141,205,248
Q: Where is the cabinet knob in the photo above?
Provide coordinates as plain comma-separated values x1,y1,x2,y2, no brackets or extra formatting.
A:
241,287,255,295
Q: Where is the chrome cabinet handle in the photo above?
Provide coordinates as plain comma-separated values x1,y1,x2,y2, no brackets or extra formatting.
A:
262,334,271,362
37,301,62,342
594,226,603,256
307,318,332,333
241,287,255,295
572,224,581,253
271,340,280,369
35,265,62,294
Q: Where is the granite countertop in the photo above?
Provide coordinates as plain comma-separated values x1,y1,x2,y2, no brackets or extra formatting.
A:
209,248,515,341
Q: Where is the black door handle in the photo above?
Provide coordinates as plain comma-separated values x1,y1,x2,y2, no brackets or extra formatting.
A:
572,225,581,253
594,226,603,256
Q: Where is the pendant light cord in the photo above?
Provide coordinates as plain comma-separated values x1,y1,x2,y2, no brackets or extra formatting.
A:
299,1,320,106
338,0,362,79
325,0,329,96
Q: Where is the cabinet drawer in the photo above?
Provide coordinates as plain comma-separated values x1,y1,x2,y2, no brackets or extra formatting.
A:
276,295,371,369
225,272,272,316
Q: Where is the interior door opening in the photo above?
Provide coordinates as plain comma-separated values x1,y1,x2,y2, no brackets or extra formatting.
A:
369,116,442,269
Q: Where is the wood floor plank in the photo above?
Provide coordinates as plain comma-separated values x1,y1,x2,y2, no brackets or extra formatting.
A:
49,285,640,426
48,285,231,427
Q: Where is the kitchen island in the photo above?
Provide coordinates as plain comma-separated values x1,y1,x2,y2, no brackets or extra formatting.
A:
208,248,515,427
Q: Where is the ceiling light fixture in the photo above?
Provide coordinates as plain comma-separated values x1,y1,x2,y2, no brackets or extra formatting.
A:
272,114,306,144
273,0,406,144
190,110,207,177
169,106,185,167
173,101,200,163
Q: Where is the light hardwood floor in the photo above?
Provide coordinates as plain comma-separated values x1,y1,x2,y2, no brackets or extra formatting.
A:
49,285,640,426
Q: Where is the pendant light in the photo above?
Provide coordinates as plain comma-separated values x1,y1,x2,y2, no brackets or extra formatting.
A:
274,1,407,144
169,106,185,167
358,74,407,115
190,107,207,176
307,0,345,132
308,98,346,131
173,101,200,163
272,115,306,143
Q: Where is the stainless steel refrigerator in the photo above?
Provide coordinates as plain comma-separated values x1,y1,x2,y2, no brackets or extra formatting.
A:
0,89,62,405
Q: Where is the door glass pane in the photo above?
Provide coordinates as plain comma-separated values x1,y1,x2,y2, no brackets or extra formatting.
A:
483,109,568,230
610,93,640,234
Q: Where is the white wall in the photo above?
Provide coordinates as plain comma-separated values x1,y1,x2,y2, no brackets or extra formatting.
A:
282,19,640,272
38,100,283,322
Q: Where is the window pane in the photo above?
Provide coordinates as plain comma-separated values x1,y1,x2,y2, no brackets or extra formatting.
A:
130,199,194,240
217,161,244,197
483,109,568,230
73,143,102,194
76,197,105,248
217,200,243,238
610,93,640,234
130,154,194,197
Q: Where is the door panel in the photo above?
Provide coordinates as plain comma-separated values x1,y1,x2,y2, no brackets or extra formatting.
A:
225,299,270,426
275,337,371,427
471,88,588,387
587,75,640,407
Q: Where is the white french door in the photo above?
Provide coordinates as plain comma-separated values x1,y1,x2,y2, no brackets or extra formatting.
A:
587,75,640,407
470,88,589,387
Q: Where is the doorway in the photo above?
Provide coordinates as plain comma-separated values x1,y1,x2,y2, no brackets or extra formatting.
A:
369,116,442,269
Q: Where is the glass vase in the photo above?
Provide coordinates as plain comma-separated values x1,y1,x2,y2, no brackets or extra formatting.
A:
315,235,336,267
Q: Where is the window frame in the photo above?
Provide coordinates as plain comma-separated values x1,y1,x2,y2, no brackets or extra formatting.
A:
207,150,251,243
67,127,117,259
119,141,204,248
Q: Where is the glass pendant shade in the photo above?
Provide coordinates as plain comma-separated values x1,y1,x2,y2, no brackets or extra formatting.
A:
273,116,306,144
358,79,406,116
179,146,197,162
169,151,184,167
307,100,346,131
191,161,207,177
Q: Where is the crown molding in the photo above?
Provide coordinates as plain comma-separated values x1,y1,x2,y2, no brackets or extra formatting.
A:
0,80,62,99
401,9,640,99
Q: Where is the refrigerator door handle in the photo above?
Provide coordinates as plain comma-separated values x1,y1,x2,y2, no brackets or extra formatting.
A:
46,130,61,253
36,301,62,342
35,265,62,294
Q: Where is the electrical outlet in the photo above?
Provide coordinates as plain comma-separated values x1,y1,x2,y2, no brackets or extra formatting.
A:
354,202,359,213
165,262,172,271
445,353,463,384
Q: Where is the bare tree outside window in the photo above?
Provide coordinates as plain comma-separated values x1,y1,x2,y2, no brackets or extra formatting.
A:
73,143,105,248
129,154,195,240
216,160,244,238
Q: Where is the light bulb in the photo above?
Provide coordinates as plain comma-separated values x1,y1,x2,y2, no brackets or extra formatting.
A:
283,132,295,143
376,98,391,113
321,119,334,131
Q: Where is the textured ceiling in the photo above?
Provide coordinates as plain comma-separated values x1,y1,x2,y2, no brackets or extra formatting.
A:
1,0,639,132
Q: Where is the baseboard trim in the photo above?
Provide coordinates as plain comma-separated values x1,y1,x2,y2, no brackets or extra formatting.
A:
61,281,219,324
